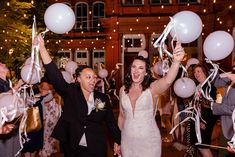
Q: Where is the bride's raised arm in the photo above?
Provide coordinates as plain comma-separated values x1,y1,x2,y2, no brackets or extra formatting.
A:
150,42,185,96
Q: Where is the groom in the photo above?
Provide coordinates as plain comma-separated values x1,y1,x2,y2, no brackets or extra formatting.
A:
34,35,121,157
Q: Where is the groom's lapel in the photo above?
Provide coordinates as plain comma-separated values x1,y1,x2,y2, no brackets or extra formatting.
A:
77,85,88,116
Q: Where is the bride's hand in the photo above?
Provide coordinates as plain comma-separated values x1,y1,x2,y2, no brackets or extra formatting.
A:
173,42,185,63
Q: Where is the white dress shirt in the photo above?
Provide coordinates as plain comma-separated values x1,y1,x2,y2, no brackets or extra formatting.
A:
79,92,95,146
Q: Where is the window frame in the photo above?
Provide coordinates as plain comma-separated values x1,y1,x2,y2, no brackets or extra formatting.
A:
75,2,89,31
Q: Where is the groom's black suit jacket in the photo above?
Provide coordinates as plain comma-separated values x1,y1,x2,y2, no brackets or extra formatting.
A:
44,62,121,157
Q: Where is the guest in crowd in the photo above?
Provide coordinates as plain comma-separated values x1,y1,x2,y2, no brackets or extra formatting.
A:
190,64,218,157
39,81,62,157
0,62,24,157
211,70,235,157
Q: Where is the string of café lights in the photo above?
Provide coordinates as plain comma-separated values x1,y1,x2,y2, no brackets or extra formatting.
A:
1,0,234,55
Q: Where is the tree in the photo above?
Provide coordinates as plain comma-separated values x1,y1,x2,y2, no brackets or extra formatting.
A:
0,0,32,67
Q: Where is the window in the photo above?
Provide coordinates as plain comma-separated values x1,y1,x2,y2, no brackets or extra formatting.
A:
94,51,104,58
178,0,198,4
151,0,171,5
123,0,144,5
92,50,105,69
57,51,72,59
92,2,105,31
75,2,88,31
123,34,146,52
75,51,89,65
56,50,72,68
124,38,142,48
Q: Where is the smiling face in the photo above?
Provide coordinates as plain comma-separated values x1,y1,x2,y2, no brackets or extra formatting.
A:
77,68,97,94
194,66,207,84
131,59,147,85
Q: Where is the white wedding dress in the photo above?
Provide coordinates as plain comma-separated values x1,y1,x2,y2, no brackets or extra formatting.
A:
120,88,161,157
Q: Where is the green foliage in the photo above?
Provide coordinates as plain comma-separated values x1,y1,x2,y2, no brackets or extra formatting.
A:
0,0,32,70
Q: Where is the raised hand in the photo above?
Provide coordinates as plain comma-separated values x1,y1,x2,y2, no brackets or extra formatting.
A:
173,42,185,63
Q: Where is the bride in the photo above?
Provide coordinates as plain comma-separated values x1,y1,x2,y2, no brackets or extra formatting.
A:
118,42,185,157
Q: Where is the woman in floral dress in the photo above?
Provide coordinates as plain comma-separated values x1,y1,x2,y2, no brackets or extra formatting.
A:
39,82,63,157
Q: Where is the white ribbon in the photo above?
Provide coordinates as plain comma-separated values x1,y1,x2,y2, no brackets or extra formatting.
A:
26,15,42,84
170,94,204,144
199,58,219,101
153,17,174,59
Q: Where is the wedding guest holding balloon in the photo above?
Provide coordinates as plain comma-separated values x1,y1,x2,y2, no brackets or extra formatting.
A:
34,34,121,157
118,42,185,157
0,62,24,157
210,69,235,157
190,64,218,157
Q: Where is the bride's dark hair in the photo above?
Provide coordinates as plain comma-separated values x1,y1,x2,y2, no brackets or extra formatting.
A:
124,56,153,93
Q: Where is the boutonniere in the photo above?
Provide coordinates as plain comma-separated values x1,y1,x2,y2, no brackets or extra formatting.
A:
95,98,105,112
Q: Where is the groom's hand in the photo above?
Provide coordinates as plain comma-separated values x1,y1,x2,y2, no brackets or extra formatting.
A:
113,142,121,156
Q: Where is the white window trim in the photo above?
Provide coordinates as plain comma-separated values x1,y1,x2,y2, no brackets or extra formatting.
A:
122,34,146,52
75,50,90,65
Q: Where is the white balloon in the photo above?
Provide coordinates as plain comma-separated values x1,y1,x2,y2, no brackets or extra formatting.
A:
138,50,148,58
186,58,199,69
44,3,75,34
173,77,196,98
0,93,24,126
65,61,78,75
24,57,43,68
153,61,163,76
21,65,40,85
203,31,234,61
98,69,108,78
170,11,202,43
61,71,72,83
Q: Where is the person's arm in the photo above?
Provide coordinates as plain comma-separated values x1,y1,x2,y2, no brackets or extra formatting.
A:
34,34,52,64
150,42,185,96
103,94,121,145
212,100,235,116
214,75,229,87
34,35,68,97
118,87,125,131
12,79,24,91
